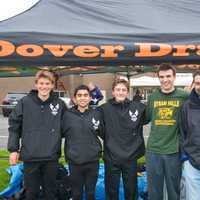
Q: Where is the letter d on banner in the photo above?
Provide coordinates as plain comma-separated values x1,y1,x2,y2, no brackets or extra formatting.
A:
135,43,172,57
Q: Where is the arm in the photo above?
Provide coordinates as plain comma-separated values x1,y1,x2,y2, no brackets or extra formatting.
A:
96,106,105,140
143,96,152,125
179,103,188,157
7,100,23,165
60,100,68,138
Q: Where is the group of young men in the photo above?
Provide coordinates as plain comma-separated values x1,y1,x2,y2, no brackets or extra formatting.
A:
7,63,200,200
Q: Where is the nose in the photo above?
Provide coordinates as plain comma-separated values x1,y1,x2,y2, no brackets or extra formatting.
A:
162,77,168,82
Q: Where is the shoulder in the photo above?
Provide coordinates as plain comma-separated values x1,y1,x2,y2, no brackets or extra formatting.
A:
99,101,110,109
54,97,67,108
130,101,146,112
149,88,160,98
176,88,189,99
182,98,191,108
18,94,33,106
58,98,67,106
147,89,159,104
63,108,73,119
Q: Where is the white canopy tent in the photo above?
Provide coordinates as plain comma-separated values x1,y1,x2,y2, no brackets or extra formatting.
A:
130,73,193,87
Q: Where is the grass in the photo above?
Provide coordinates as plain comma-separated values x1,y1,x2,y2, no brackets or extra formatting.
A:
0,156,10,191
138,156,145,165
0,150,9,158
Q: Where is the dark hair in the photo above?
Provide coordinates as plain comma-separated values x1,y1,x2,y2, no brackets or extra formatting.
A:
193,70,200,80
112,78,129,91
74,85,91,97
157,63,176,76
135,89,141,95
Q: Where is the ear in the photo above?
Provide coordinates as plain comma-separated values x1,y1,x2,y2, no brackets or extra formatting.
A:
112,90,115,97
72,97,77,105
34,82,38,90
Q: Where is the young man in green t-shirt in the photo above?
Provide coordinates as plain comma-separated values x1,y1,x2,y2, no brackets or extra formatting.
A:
145,63,188,200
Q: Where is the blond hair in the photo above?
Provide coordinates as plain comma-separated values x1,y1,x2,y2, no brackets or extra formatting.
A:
35,70,55,84
112,78,129,91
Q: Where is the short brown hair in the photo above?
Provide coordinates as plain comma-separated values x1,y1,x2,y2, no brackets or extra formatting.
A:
193,70,200,80
112,78,129,91
157,63,176,76
35,70,55,84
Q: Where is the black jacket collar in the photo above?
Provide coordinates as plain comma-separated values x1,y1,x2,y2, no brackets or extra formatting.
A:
70,106,92,115
109,98,130,105
29,90,56,105
189,88,200,106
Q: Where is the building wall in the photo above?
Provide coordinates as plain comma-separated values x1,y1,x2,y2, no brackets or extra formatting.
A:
58,73,115,100
82,73,115,100
0,73,115,104
0,77,35,102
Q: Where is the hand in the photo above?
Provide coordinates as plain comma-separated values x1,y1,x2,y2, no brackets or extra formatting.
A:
9,152,19,165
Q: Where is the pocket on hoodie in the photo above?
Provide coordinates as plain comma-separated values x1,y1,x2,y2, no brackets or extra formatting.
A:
66,141,101,163
21,129,61,160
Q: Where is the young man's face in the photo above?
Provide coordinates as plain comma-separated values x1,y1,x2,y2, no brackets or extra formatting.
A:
35,77,54,98
112,83,129,102
158,69,176,92
194,75,200,95
74,89,91,109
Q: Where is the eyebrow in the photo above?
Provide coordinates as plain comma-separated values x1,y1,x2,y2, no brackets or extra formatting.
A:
159,74,173,78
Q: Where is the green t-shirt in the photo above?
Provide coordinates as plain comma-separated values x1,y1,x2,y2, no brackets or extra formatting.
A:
146,88,188,154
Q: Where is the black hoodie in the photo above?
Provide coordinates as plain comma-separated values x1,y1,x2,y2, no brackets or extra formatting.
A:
7,90,67,162
99,98,146,163
180,88,200,170
62,107,103,165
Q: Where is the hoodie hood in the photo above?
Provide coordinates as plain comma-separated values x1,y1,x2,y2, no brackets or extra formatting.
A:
109,97,131,106
189,88,200,106
28,90,57,105
69,105,92,116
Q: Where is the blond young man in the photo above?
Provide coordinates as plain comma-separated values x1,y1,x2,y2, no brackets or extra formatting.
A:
8,70,66,200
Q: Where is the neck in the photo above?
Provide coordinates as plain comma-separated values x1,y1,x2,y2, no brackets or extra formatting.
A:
38,93,50,101
78,106,88,113
195,89,200,96
161,87,175,94
114,98,126,103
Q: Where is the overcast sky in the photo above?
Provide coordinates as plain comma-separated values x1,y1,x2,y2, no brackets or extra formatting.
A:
0,0,39,21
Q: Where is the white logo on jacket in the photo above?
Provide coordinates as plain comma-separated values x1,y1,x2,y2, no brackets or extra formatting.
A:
129,110,138,122
50,104,59,115
92,118,100,130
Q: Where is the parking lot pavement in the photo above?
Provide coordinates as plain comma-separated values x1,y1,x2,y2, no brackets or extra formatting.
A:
0,114,8,150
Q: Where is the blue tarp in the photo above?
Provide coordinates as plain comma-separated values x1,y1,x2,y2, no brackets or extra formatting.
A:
0,163,147,199
0,163,23,197
95,164,147,200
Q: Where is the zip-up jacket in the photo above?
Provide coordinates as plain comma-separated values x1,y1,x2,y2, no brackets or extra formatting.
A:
180,89,200,170
62,107,103,165
7,90,67,162
99,98,146,163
